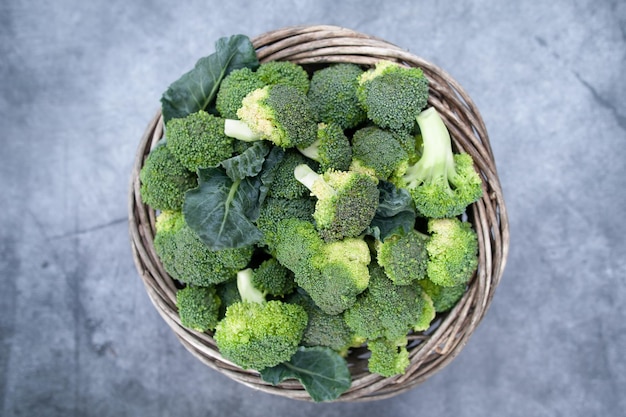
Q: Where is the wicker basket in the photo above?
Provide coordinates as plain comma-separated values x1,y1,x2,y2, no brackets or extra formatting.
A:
128,25,509,402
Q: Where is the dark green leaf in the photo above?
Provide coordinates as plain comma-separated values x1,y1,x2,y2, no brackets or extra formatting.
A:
183,168,263,250
161,34,259,122
260,346,351,403
368,181,417,240
221,142,271,181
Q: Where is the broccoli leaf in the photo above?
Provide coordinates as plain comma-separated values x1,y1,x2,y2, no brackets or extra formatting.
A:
161,34,259,122
221,142,271,181
183,168,263,250
260,346,351,403
368,181,417,240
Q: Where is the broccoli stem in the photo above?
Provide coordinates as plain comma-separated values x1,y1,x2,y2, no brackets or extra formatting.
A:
224,119,263,142
236,268,265,303
402,107,456,188
294,164,335,197
297,139,321,161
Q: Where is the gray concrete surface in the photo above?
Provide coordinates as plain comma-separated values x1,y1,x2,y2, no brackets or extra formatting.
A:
1,0,624,416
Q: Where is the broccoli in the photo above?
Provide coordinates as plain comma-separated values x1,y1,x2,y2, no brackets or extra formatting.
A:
256,196,316,248
252,257,296,297
215,67,266,119
375,228,429,286
294,164,379,241
266,150,313,200
223,85,318,149
165,110,234,172
213,268,308,370
298,122,352,172
356,60,429,131
274,218,371,315
255,61,310,94
153,211,253,286
349,126,409,181
307,63,366,129
393,107,483,218
366,337,410,378
289,291,365,356
139,144,198,211
425,217,479,287
418,278,466,313
176,285,221,332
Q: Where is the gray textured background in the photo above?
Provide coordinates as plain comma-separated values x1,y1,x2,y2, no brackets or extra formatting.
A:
1,0,625,416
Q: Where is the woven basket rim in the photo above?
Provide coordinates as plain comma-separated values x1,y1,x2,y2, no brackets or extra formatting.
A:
128,24,510,402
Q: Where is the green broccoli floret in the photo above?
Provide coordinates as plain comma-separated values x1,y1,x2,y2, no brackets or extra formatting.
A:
366,337,410,378
289,291,365,356
418,278,466,312
298,123,352,172
274,219,371,315
153,211,253,286
356,60,429,131
176,285,221,332
256,196,316,248
139,144,198,211
215,67,266,119
307,63,366,129
294,164,379,241
375,228,429,286
213,268,308,370
223,85,318,149
344,262,435,342
255,61,310,94
350,126,409,181
165,110,234,172
425,217,479,287
252,258,296,297
266,150,313,200
393,107,483,218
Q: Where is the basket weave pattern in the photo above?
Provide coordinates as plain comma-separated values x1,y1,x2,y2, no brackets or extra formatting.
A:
128,25,509,402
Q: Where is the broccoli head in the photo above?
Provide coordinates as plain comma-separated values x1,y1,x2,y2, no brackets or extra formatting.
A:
366,337,410,378
357,60,429,131
294,164,379,241
298,123,352,172
393,107,483,218
139,144,198,211
165,110,234,172
224,85,318,149
425,217,479,287
153,211,253,286
176,285,221,332
418,278,466,313
256,196,316,248
255,61,310,94
350,126,409,181
266,150,313,200
215,67,266,119
252,258,297,298
376,228,429,286
307,63,366,129
213,268,308,370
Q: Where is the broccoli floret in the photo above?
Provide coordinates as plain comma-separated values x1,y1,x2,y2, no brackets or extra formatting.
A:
256,196,316,248
139,144,198,211
215,67,266,119
376,228,429,286
393,107,483,218
165,110,234,171
289,291,365,356
176,285,221,332
344,262,434,341
266,150,313,200
255,61,310,94
213,268,308,370
357,60,429,131
307,63,366,129
153,211,253,286
350,126,409,181
367,337,410,378
418,278,466,312
298,123,352,172
224,85,318,149
252,258,296,297
273,219,371,315
426,217,479,287
294,164,379,241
